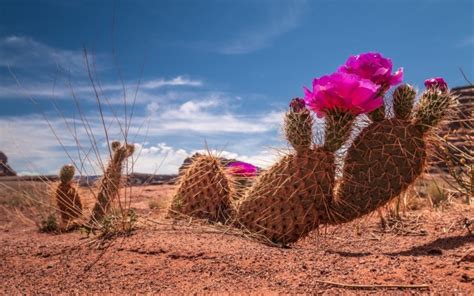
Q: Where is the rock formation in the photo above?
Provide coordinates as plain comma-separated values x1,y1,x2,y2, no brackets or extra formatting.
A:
0,151,16,176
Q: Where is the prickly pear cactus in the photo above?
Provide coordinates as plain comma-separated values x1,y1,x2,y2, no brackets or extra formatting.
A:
235,98,352,244
332,85,454,223
237,148,335,244
169,154,234,223
90,141,135,223
55,164,82,225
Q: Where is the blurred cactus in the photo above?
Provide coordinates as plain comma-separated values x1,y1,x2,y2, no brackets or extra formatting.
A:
169,154,234,223
55,164,83,225
90,141,135,223
438,133,473,204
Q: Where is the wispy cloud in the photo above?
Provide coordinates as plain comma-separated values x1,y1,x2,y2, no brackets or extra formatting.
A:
0,35,96,73
213,0,307,54
0,75,203,100
456,35,474,48
0,106,284,174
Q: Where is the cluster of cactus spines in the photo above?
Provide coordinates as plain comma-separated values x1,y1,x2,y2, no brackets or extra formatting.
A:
235,99,339,244
331,85,454,223
55,164,83,225
413,88,453,133
90,141,135,223
323,109,355,152
393,84,416,120
368,105,386,122
169,154,234,223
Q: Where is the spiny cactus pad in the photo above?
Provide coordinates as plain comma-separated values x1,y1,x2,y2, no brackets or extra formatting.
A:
285,98,313,152
169,154,234,223
237,148,335,244
393,84,416,120
332,88,454,223
332,119,425,223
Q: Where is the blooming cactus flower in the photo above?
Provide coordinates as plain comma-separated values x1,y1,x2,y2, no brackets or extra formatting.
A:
304,72,382,118
226,161,258,177
338,52,403,91
424,77,448,92
289,98,306,112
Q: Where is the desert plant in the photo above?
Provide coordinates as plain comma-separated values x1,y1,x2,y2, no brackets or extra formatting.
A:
169,153,234,223
55,164,83,226
332,79,453,223
169,52,455,245
89,141,135,224
225,161,259,200
437,134,473,204
39,213,60,233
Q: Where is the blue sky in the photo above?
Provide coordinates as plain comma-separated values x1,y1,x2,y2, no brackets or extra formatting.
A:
0,0,473,175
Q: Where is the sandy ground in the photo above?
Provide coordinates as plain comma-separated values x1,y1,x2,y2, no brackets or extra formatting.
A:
0,182,473,295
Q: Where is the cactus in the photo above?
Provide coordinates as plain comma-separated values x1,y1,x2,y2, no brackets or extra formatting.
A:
55,164,82,225
331,85,454,223
235,97,355,244
90,141,135,223
168,52,455,246
169,154,234,223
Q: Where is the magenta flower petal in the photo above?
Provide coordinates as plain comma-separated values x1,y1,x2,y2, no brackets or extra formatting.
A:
303,72,381,117
226,161,258,177
339,52,404,90
424,77,448,92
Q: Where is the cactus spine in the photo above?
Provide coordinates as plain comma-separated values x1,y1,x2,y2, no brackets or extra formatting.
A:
55,164,82,225
90,141,135,223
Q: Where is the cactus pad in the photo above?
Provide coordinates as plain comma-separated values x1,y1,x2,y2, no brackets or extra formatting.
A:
237,148,335,244
333,119,425,223
169,154,234,223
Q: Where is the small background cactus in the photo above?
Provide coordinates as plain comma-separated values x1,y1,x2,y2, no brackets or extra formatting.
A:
55,164,83,226
90,141,135,224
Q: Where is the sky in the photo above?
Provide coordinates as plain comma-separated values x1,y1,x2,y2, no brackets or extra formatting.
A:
0,0,473,175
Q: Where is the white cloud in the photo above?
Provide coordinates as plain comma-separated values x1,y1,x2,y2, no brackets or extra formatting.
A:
0,35,93,73
0,76,203,101
141,76,202,89
148,98,282,134
0,99,285,175
133,143,279,174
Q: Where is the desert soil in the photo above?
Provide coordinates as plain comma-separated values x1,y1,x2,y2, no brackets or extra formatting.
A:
0,182,473,295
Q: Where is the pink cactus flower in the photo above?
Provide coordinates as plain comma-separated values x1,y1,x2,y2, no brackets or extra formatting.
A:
289,98,306,112
424,77,448,92
226,161,258,177
304,72,382,118
338,52,404,92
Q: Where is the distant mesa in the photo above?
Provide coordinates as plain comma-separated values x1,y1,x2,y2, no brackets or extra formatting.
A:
0,151,17,177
